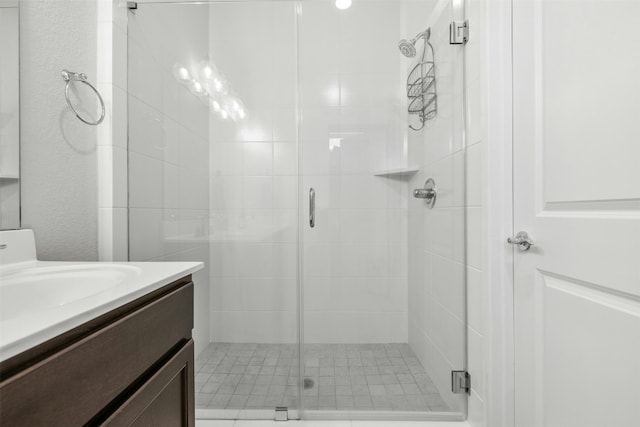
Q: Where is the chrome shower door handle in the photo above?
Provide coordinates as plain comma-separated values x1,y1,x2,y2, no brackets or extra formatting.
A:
507,231,535,251
309,188,315,228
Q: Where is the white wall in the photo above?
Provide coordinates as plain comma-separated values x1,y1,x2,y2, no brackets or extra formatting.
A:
20,0,99,260
127,2,211,358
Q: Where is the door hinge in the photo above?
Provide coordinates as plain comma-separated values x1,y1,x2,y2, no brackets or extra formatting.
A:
449,20,469,45
451,370,471,394
275,406,288,421
127,2,138,11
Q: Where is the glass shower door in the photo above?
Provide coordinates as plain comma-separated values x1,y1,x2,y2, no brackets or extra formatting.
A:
204,0,302,420
127,1,301,421
127,0,469,421
298,0,468,419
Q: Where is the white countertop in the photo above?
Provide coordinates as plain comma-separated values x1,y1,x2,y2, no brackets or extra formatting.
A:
0,260,203,362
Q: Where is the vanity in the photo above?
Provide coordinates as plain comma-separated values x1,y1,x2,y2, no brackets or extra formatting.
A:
0,230,203,426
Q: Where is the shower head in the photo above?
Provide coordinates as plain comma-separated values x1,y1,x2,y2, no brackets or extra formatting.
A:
398,28,431,58
398,39,417,58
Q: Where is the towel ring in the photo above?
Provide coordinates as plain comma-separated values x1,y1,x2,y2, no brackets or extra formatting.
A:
61,69,105,126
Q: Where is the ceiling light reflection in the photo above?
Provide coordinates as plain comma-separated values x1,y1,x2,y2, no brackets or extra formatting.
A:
173,60,247,122
203,65,214,79
173,63,192,83
326,85,340,105
191,81,203,93
335,0,352,10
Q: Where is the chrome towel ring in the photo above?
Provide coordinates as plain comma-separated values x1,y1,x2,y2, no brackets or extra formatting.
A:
61,69,105,126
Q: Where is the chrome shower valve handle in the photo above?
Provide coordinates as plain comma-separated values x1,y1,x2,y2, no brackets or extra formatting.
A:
413,178,437,209
413,188,436,199
507,231,535,251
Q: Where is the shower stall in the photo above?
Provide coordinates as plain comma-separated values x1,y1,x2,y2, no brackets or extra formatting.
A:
127,0,468,421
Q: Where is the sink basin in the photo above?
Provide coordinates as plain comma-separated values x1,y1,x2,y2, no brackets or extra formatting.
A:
0,229,202,362
0,264,141,322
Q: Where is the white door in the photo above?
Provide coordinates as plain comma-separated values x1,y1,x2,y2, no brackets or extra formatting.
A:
512,1,640,426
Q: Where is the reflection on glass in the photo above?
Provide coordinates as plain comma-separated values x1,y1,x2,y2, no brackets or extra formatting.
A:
172,60,246,122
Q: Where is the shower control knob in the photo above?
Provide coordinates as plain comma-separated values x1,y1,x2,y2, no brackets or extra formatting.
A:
413,188,436,199
413,178,437,209
507,231,535,251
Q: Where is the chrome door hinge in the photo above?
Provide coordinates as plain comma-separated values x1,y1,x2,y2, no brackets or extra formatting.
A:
450,20,469,45
451,370,471,394
275,406,288,421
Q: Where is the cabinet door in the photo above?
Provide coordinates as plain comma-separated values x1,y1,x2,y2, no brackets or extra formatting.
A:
0,282,193,427
103,340,195,427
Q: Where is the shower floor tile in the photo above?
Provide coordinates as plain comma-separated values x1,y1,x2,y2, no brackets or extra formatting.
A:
195,343,449,412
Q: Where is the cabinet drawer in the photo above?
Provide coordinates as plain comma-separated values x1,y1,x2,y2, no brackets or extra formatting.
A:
0,282,193,426
103,339,194,427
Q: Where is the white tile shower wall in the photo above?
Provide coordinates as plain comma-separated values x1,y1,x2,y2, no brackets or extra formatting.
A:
208,0,409,344
207,2,300,344
406,0,486,420
299,1,409,344
127,3,210,358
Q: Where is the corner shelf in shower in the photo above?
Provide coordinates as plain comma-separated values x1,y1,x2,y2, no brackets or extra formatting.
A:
0,174,19,180
373,166,420,177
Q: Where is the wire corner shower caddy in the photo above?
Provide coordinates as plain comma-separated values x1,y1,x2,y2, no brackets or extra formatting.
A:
399,27,437,131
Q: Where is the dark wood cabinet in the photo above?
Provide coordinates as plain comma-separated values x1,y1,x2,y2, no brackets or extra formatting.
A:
103,340,194,426
0,276,195,427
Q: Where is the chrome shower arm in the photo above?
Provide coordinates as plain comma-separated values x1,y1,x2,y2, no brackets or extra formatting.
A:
410,28,431,45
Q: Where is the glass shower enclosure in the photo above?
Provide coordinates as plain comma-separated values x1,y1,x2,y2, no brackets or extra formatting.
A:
127,0,468,421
